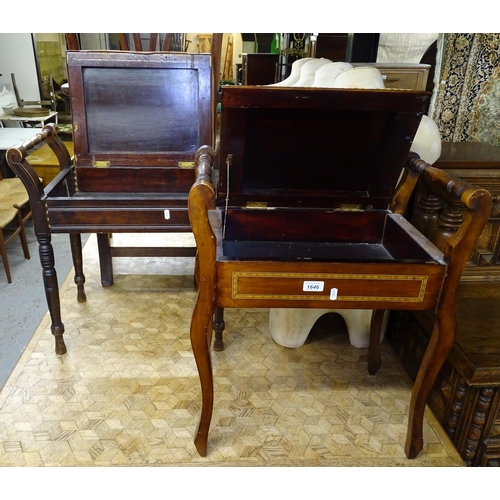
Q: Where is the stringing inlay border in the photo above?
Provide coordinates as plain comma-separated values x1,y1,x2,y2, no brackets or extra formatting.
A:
231,272,428,302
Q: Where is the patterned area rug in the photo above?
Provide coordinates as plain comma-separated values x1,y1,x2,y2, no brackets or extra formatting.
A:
0,234,463,466
432,33,500,146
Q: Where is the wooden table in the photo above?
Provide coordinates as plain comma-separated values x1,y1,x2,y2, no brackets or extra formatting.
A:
0,128,40,150
0,110,58,128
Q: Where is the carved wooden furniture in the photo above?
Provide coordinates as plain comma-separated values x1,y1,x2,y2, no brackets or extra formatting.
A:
387,141,500,466
6,49,218,356
241,53,280,85
187,85,492,458
388,282,500,466
433,141,500,282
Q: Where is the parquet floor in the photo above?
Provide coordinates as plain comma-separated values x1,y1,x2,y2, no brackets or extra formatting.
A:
0,234,463,466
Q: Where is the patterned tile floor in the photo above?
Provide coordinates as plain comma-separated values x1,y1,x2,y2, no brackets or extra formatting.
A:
0,234,463,466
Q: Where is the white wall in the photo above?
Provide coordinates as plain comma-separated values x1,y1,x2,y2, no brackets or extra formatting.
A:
0,33,41,102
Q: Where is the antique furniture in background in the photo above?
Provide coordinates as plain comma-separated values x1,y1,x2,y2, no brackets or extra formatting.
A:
241,53,280,85
387,140,500,466
6,48,219,356
353,63,431,91
187,85,491,458
433,141,500,282
388,283,500,466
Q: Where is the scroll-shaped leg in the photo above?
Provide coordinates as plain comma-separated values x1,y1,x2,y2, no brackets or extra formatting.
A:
69,233,86,303
213,307,225,351
190,289,215,456
38,234,66,355
97,233,114,287
367,309,385,375
405,312,455,458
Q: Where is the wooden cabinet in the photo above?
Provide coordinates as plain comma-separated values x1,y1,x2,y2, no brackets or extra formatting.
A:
434,142,500,282
241,53,279,85
387,284,500,467
353,63,431,91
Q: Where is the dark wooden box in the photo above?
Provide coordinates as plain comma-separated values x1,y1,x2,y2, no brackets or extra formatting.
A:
47,50,214,233
212,86,446,310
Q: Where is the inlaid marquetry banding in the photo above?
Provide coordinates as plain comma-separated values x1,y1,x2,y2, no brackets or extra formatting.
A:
231,272,429,302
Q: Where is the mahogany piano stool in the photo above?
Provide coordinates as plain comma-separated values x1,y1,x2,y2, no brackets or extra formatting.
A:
187,85,491,459
6,49,219,356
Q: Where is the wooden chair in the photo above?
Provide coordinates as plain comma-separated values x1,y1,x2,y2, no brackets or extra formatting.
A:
66,33,180,52
0,205,30,283
0,177,32,229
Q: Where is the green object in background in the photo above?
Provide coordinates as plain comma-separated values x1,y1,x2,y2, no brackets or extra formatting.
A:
270,34,280,54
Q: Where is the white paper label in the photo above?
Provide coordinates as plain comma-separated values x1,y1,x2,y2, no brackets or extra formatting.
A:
302,281,324,292
330,288,338,300
164,209,170,220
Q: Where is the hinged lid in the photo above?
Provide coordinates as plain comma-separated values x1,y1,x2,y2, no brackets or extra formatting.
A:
217,86,430,210
67,51,214,168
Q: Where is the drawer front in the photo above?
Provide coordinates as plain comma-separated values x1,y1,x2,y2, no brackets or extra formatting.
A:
232,271,428,302
216,262,446,310
47,206,191,232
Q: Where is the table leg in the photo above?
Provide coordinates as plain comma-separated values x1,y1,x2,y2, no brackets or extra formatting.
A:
97,233,114,287
368,309,385,375
69,233,86,302
213,307,225,351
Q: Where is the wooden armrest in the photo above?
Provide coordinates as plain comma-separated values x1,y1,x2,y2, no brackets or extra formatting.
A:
188,145,217,286
402,152,492,315
6,124,76,234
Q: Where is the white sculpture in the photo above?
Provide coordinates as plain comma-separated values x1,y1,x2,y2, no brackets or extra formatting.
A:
332,66,386,89
292,58,333,87
269,57,315,87
311,62,353,87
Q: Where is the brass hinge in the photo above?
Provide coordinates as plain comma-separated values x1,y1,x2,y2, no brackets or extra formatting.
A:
178,161,195,169
92,158,110,168
339,204,363,212
246,202,268,209
73,122,79,133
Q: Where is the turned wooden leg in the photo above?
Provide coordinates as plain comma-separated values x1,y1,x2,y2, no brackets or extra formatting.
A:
97,233,113,287
213,307,225,351
38,234,66,355
405,312,455,458
69,233,86,303
368,309,385,375
190,299,215,457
